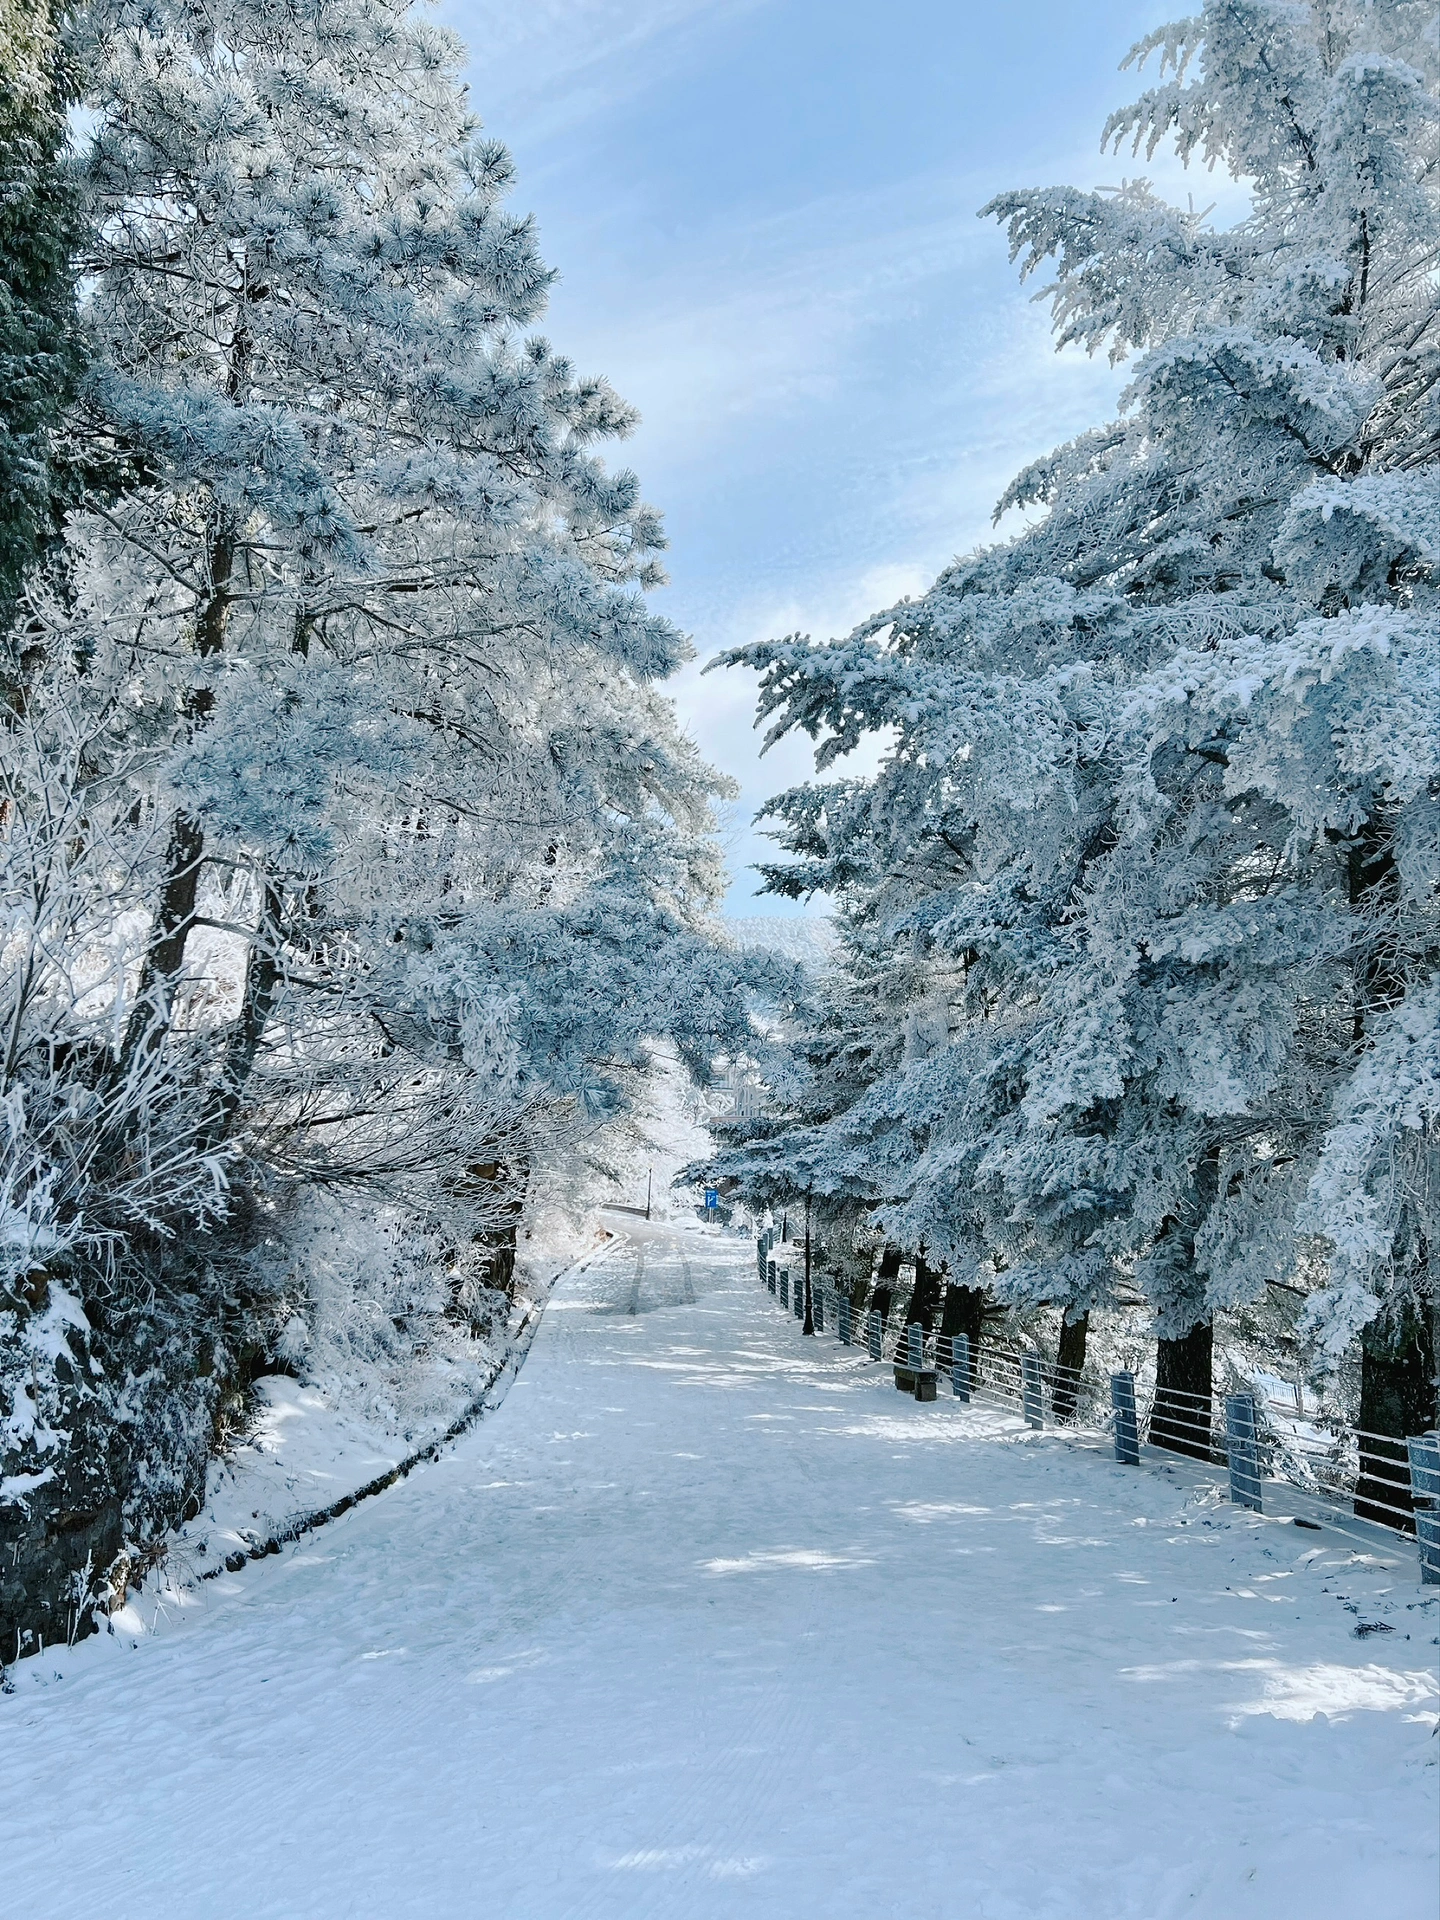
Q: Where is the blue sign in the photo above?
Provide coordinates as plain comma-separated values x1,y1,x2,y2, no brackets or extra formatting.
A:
704,1187,719,1209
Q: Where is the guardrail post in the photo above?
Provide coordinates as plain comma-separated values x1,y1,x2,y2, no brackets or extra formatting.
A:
906,1323,924,1371
1021,1354,1044,1429
766,1258,776,1294
866,1308,882,1362
778,1267,788,1309
793,1270,805,1320
1111,1371,1140,1465
1408,1432,1440,1584
952,1332,971,1402
813,1286,824,1333
1225,1392,1262,1512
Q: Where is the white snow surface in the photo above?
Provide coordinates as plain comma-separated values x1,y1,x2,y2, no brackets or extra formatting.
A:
176,1371,477,1573
4,1221,1437,1919
163,1251,572,1576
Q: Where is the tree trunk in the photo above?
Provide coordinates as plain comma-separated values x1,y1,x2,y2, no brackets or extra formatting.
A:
207,880,283,1146
802,1213,814,1335
907,1255,942,1330
1356,1298,1436,1530
1348,821,1401,1041
118,523,236,1070
1150,1319,1214,1459
467,1159,528,1302
1054,1311,1088,1424
939,1282,986,1377
1345,818,1433,1524
119,809,205,1065
871,1244,902,1328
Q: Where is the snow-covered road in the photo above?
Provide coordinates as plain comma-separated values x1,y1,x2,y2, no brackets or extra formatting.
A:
4,1224,1437,1918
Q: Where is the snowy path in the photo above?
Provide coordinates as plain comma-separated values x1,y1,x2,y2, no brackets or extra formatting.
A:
4,1225,1437,1919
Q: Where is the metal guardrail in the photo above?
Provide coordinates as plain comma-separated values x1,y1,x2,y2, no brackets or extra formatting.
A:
754,1230,1440,1583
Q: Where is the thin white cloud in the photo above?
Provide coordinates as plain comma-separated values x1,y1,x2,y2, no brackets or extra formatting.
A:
444,0,776,140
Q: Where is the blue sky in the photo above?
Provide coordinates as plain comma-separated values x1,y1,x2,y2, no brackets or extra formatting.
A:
438,0,1234,914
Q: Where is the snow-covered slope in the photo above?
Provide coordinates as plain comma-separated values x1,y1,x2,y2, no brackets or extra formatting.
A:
160,1238,617,1586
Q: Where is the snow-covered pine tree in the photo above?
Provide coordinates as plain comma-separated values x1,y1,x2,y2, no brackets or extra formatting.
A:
718,0,1439,1472
693,898,903,1261
0,0,84,622
1,0,772,1654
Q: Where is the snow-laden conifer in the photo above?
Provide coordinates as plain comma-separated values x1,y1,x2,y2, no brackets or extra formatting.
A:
0,0,84,620
1,0,775,1651
717,0,1439,1445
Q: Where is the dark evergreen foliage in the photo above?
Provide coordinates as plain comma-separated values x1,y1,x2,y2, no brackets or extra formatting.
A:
0,0,84,623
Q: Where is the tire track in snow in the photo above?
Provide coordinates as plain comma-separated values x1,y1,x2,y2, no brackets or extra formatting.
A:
626,1245,647,1315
